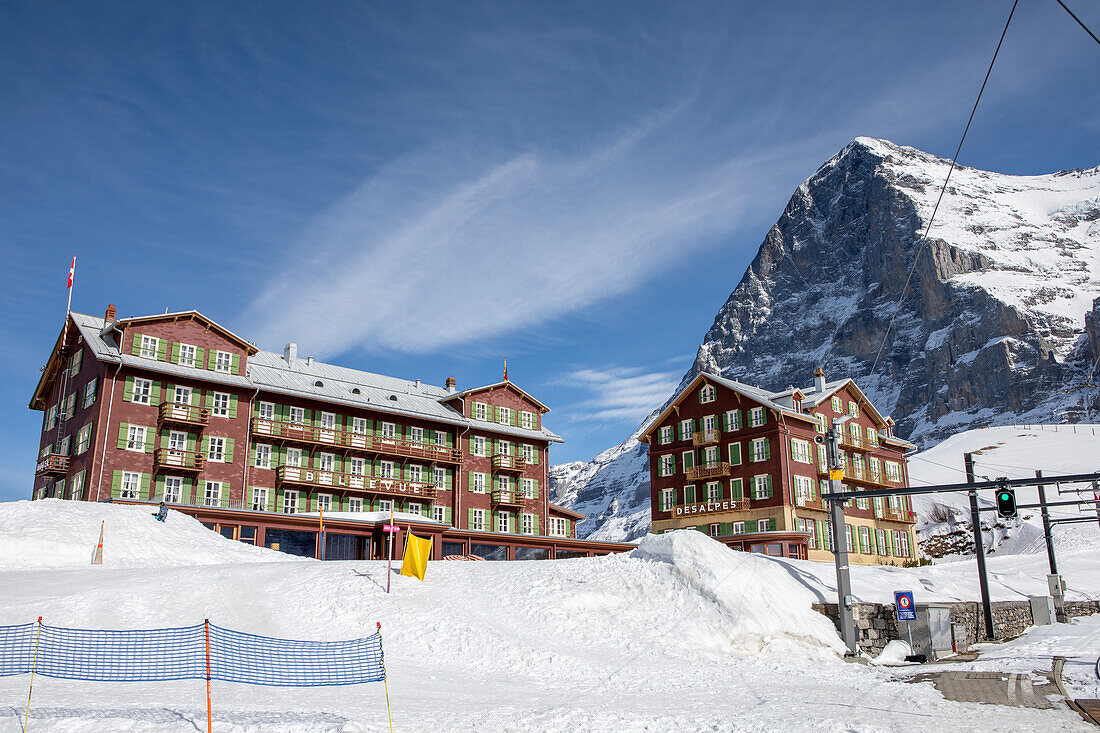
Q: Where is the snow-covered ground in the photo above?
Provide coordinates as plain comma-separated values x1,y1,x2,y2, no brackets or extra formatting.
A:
0,501,1094,731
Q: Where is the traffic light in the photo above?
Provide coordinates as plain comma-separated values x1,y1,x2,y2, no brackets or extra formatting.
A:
996,488,1017,518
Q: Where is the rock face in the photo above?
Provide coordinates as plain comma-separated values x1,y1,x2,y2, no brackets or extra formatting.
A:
552,137,1100,542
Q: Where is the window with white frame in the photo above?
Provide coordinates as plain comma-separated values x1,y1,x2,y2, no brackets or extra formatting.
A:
867,426,878,446
132,378,152,405
70,471,85,500
496,511,509,533
815,414,826,433
831,396,841,413
699,384,716,403
407,503,422,516
76,423,92,454
522,444,534,463
794,475,814,503
378,499,393,514
520,411,534,429
845,524,853,552
409,465,423,482
825,520,834,551
549,517,568,537
319,412,336,431
60,435,71,457
288,406,306,425
433,430,447,446
250,486,267,511
473,436,486,456
140,335,159,359
791,438,811,463
849,422,860,444
474,402,487,421
852,454,864,479
257,403,276,423
751,437,769,462
172,385,191,405
120,471,141,499
215,350,232,372
680,419,693,439
660,487,675,512
203,481,221,507
282,489,299,514
869,456,881,480
899,531,910,557
659,454,675,477
379,461,394,479
315,453,335,474
432,505,445,523
753,475,770,500
83,378,98,408
166,431,185,451
126,425,146,452
522,477,534,498
207,437,225,462
726,410,742,431
876,528,886,555
470,508,485,531
709,523,721,537
351,417,368,435
522,513,534,535
885,461,901,482
348,498,363,512
849,401,859,418
703,445,719,466
656,426,670,445
409,426,424,444
285,448,302,467
749,407,766,427
497,440,511,456
254,444,272,469
317,494,332,512
178,343,196,367
859,526,870,554
804,519,817,548
496,474,510,496
498,407,511,425
703,414,717,433
706,482,721,501
433,467,446,487
471,472,486,493
212,392,230,417
732,521,745,535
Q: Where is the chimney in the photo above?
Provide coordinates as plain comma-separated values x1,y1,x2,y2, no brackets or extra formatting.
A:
306,356,314,367
284,342,297,364
813,367,826,394
104,304,116,324
445,376,456,394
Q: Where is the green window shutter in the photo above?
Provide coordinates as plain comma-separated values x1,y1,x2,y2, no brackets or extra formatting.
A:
512,410,518,427
685,486,695,504
220,483,230,507
730,478,743,499
722,412,729,431
468,508,475,529
150,381,161,405
112,470,123,496
131,337,142,356
155,475,165,496
123,376,134,402
159,429,170,449
201,435,210,454
204,391,214,409
144,429,155,453
765,475,773,497
729,443,741,465
207,350,217,370
165,384,176,404
250,443,257,466
117,423,129,449
186,434,197,452
231,354,240,375
533,515,540,535
736,410,744,429
532,446,538,465
747,519,758,533
763,439,771,460
194,347,205,368
171,342,180,364
676,423,682,441
684,452,695,469
228,395,238,419
156,340,167,361
532,479,539,499
762,410,768,425
468,471,475,492
564,519,571,537
225,438,235,464
140,473,151,499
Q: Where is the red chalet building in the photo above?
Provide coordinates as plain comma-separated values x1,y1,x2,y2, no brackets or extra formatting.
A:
29,306,628,561
641,370,919,565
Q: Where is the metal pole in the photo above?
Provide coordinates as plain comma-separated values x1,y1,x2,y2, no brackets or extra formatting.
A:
826,426,857,656
1036,470,1057,576
965,454,995,641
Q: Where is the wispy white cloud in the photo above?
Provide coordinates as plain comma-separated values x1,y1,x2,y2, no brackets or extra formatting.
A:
554,366,680,424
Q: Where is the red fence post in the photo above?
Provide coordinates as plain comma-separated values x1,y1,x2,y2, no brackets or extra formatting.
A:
204,619,212,733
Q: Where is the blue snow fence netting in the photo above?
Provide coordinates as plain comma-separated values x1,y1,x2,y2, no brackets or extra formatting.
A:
0,621,385,686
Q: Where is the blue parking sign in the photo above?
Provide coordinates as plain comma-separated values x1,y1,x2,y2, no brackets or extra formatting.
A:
895,590,916,621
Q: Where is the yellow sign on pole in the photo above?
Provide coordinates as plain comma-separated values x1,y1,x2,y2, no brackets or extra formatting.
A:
400,533,432,581
829,469,843,481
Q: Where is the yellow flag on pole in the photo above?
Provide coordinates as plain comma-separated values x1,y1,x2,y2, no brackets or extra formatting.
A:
400,532,432,581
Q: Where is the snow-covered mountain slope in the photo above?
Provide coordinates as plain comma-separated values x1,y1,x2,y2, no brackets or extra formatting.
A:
0,500,1090,731
553,137,1100,542
907,424,1100,558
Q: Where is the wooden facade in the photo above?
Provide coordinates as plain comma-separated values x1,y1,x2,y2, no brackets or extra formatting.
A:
641,370,919,566
28,307,628,560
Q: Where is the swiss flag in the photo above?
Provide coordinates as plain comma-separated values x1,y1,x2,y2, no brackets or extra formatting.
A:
67,256,76,289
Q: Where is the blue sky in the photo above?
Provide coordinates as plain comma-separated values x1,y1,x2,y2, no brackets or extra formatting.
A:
2,1,1098,501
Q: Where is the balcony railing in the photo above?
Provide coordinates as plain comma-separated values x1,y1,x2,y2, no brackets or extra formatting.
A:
275,466,437,500
35,454,70,476
692,429,721,447
491,454,527,473
686,462,731,481
252,418,462,464
153,448,205,472
795,495,825,511
491,488,527,508
158,402,211,427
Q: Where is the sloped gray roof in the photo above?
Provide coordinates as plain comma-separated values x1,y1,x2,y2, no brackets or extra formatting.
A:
63,312,563,443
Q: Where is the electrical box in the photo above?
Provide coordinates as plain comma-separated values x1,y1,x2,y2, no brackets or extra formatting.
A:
905,604,955,660
1030,596,1056,626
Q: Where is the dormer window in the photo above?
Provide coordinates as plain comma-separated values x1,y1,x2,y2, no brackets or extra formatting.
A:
214,350,232,373
699,384,717,403
314,380,324,387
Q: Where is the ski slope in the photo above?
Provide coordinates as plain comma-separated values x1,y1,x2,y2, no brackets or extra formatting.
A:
0,501,1092,731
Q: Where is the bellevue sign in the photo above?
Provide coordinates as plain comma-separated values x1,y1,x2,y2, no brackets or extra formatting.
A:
673,499,744,517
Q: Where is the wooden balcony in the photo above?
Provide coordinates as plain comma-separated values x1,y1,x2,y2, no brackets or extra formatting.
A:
252,418,461,464
692,429,721,447
491,488,527,508
35,454,69,476
878,504,914,524
158,402,211,428
275,466,437,500
795,495,825,511
153,449,205,473
686,462,730,481
491,454,526,473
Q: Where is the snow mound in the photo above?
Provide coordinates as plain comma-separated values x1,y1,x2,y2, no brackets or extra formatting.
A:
635,530,846,653
0,500,300,569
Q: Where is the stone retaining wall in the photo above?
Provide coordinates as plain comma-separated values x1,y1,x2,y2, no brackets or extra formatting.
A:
813,599,1098,655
